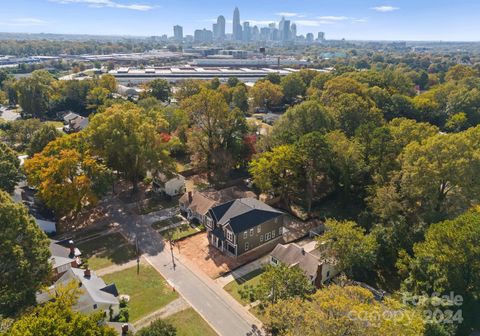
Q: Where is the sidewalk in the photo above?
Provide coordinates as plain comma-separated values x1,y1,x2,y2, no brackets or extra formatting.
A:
133,297,189,330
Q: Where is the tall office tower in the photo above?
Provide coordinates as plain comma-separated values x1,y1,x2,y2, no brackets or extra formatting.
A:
282,20,291,41
212,23,218,39
306,32,314,43
279,16,285,38
217,15,226,39
243,21,251,41
252,25,260,41
173,25,183,41
317,31,325,41
290,23,297,40
194,29,213,43
233,7,243,41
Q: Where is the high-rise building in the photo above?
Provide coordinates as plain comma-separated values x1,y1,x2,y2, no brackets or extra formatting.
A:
217,15,226,39
194,28,213,43
212,23,218,38
243,21,251,41
282,20,291,41
317,32,325,42
252,25,260,41
279,16,285,36
233,7,242,41
290,23,297,40
173,25,183,41
306,32,314,43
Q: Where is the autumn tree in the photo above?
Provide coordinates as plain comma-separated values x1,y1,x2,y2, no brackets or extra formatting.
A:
0,191,51,316
88,103,174,190
5,285,116,336
24,133,111,218
264,285,425,336
249,80,283,110
136,319,177,336
0,142,21,194
318,219,378,280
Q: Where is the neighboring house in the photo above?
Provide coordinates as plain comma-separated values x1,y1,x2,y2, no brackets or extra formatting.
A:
39,239,120,318
179,186,256,225
270,243,338,287
206,198,285,257
37,267,120,318
63,112,89,133
49,239,82,280
152,173,186,197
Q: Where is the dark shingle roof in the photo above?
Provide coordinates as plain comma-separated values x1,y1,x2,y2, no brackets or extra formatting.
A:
210,198,283,234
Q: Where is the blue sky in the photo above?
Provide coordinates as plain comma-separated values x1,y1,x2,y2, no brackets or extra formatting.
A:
1,0,479,41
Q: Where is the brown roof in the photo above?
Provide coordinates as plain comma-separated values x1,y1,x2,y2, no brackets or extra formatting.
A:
271,243,320,280
180,186,256,216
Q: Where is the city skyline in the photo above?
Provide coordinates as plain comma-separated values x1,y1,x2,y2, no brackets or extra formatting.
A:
1,0,480,41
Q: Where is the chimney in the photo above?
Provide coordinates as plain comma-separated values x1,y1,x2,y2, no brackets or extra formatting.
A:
84,267,91,278
121,324,129,335
188,191,193,203
69,240,75,257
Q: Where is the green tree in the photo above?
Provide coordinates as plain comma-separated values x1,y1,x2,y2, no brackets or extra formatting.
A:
249,145,302,207
182,89,247,181
27,123,62,157
231,84,249,112
136,319,177,336
86,86,110,111
0,142,21,194
1,118,42,151
15,70,55,118
269,100,334,146
445,64,478,82
88,103,174,191
257,264,315,304
5,285,116,336
0,191,51,316
318,219,378,279
147,79,171,102
280,73,306,103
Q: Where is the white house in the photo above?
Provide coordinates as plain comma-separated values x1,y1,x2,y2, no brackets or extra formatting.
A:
37,267,120,319
152,173,186,197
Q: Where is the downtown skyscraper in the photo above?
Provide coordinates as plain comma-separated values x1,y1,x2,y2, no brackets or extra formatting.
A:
232,7,243,41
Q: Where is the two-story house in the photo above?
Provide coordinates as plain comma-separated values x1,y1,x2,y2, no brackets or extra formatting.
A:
205,198,284,257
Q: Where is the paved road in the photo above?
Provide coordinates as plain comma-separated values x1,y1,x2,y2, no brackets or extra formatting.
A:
0,107,20,121
109,200,262,336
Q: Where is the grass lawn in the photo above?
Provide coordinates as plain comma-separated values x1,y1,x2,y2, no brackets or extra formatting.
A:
223,268,264,306
162,223,201,241
165,308,217,336
152,215,184,230
138,196,179,214
103,264,179,322
44,121,64,129
77,232,137,270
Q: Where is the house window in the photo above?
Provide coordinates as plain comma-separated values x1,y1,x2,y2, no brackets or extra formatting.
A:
245,242,250,251
244,231,248,239
272,230,276,238
271,257,278,264
93,304,98,309
250,229,254,236
260,235,263,242
326,271,330,278
278,227,283,235
226,230,233,241
257,225,261,233
265,232,271,241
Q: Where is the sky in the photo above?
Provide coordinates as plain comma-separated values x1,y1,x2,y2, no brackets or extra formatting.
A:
1,0,479,41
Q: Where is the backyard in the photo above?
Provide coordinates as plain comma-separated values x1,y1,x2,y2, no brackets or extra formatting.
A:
165,308,217,336
102,264,179,322
76,232,138,270
223,268,264,306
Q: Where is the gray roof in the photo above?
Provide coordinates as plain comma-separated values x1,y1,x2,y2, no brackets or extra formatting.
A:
210,198,283,234
271,243,320,280
64,268,119,305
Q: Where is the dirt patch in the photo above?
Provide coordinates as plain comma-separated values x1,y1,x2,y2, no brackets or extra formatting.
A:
176,232,282,279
